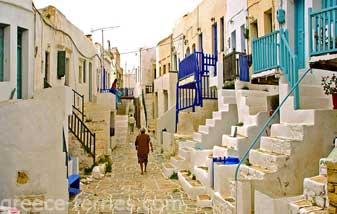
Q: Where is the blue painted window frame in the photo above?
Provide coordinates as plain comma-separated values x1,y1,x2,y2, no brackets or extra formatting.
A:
212,23,218,58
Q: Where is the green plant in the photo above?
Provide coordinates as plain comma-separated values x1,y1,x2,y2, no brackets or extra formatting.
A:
322,74,337,95
223,81,235,89
84,167,93,175
172,188,179,193
235,122,244,127
244,159,252,166
170,172,178,180
192,175,196,180
106,162,112,173
241,86,249,90
187,170,192,176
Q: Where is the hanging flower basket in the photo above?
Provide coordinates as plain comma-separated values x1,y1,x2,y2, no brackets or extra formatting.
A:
321,74,337,109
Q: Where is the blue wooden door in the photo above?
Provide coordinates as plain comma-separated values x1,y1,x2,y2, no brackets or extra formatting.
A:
17,29,23,99
295,0,305,69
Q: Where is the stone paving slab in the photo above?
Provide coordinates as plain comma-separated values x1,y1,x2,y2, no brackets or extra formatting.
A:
69,132,213,214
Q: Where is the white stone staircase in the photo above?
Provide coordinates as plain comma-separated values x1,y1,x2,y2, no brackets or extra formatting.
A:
218,89,279,159
289,148,337,214
193,89,238,149
216,81,337,214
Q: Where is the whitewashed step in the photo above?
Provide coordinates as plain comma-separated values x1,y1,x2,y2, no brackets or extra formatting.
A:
300,85,326,97
219,104,230,111
213,111,226,120
178,171,207,200
222,134,247,151
271,123,306,141
222,96,237,105
194,165,211,187
249,149,289,171
199,125,211,133
213,145,228,158
171,156,188,170
300,97,331,109
178,140,198,149
213,192,236,214
220,89,236,97
206,118,217,127
162,162,176,178
238,165,274,180
304,175,327,208
197,194,212,208
193,132,203,143
178,146,194,160
260,136,298,156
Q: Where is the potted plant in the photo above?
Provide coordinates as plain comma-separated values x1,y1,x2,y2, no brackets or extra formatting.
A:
321,74,337,109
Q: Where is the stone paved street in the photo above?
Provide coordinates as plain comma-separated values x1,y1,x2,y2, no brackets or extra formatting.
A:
68,132,213,214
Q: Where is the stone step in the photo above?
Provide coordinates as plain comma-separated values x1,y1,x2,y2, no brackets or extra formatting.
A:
194,165,211,187
220,89,236,97
206,118,216,127
304,175,327,208
197,194,212,208
289,199,325,214
238,165,274,180
222,96,237,105
249,149,289,171
213,111,226,120
213,192,236,214
178,171,207,200
260,136,297,156
300,85,326,97
219,103,230,111
213,145,228,158
199,125,211,133
171,156,188,170
300,97,331,110
271,123,305,141
193,132,203,143
162,162,176,178
178,146,194,160
178,140,198,150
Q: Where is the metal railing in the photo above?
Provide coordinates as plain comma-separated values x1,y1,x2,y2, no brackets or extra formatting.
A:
120,88,134,97
309,6,337,56
68,111,96,164
252,30,280,73
234,68,312,212
72,89,84,121
175,51,217,130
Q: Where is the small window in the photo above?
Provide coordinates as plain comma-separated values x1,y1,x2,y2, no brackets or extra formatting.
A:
231,30,236,50
57,51,66,79
0,26,4,82
79,65,82,83
83,60,86,83
163,65,166,74
220,17,225,52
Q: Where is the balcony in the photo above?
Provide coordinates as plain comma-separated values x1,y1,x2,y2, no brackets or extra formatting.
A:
223,51,249,83
309,5,337,69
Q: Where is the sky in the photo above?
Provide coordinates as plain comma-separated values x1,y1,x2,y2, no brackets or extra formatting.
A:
33,0,202,71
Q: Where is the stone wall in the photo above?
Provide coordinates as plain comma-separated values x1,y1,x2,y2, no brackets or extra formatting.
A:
328,160,337,213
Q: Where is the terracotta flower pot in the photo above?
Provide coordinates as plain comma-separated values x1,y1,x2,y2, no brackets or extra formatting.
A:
333,94,337,109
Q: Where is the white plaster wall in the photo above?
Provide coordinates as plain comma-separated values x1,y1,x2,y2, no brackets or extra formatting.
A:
0,0,34,101
0,86,72,214
34,6,100,103
226,0,248,54
154,72,177,117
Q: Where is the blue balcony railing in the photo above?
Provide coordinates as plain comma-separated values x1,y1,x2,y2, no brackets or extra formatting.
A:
252,30,280,73
252,29,300,109
309,6,337,56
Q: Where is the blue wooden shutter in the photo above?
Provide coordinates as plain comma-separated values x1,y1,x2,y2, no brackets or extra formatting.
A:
57,51,66,79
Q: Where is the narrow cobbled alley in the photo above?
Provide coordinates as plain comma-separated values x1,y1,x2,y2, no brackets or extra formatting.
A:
68,131,213,214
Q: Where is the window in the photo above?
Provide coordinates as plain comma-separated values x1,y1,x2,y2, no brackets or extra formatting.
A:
250,21,258,39
240,25,246,52
17,29,23,99
220,17,225,52
57,51,66,79
264,9,272,34
186,47,190,57
168,63,171,72
83,60,86,83
163,65,166,74
44,52,50,88
79,65,82,83
159,67,162,76
212,23,218,57
231,30,236,50
192,44,196,53
0,26,4,81
199,33,203,51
